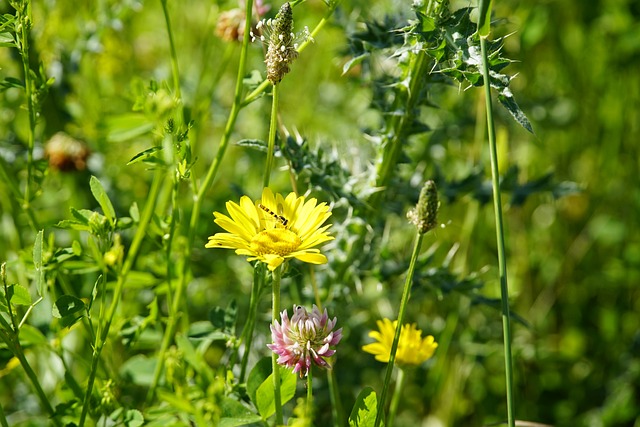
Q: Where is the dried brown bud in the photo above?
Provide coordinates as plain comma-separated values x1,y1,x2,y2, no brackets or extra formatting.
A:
45,132,90,172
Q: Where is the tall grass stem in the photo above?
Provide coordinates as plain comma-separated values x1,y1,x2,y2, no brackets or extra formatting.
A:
271,265,284,425
160,0,182,101
264,83,279,188
374,233,424,427
80,170,165,426
387,368,405,427
0,399,8,427
479,35,515,427
146,0,256,401
307,367,313,421
239,263,264,382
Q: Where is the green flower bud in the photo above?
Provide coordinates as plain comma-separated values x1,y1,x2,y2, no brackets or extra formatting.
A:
407,180,440,234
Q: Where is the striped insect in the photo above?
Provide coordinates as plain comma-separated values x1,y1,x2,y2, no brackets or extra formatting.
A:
258,203,289,228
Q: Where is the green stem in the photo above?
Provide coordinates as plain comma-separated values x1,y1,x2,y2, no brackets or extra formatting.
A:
479,35,515,427
239,263,264,382
0,157,39,231
327,367,344,427
306,367,313,422
370,50,428,209
387,368,405,427
79,170,165,426
146,0,256,403
374,233,424,427
0,399,8,427
12,0,40,232
264,83,279,188
160,0,181,101
271,265,283,425
0,322,59,426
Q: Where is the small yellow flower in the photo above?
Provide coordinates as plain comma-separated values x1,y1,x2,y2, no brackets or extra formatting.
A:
205,188,334,271
362,318,438,367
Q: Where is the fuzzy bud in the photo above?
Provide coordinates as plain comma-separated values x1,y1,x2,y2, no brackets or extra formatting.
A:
407,180,439,234
266,2,298,84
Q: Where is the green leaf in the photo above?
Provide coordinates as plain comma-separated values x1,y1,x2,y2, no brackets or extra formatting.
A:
127,146,164,166
497,92,534,134
0,76,24,90
69,208,94,225
219,397,262,427
477,0,493,37
120,354,156,387
4,284,32,306
342,53,368,75
124,409,144,427
255,366,297,419
208,300,237,335
105,113,154,143
33,230,44,296
90,176,116,226
236,139,268,152
52,295,86,328
175,333,208,374
349,387,380,427
247,357,272,405
17,324,48,347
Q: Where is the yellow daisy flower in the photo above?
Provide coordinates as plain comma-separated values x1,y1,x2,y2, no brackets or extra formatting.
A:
362,318,438,367
205,188,334,271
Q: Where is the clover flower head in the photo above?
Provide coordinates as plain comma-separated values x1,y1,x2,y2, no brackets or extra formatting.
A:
268,304,343,377
249,2,312,84
362,318,438,367
206,188,333,271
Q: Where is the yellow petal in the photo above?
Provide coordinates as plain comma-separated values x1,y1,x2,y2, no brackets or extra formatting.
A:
292,252,327,265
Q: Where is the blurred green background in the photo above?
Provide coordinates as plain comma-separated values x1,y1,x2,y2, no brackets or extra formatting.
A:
1,0,639,425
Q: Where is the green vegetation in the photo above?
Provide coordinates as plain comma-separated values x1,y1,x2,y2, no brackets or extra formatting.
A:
1,0,638,425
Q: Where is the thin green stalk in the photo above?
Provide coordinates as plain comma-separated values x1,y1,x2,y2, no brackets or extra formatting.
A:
0,158,39,231
11,0,40,231
327,367,344,427
0,399,8,427
0,322,59,426
146,0,256,402
160,0,181,101
374,233,424,427
387,368,405,427
264,84,279,188
239,263,264,382
271,266,283,425
480,35,515,427
306,367,313,422
79,170,165,426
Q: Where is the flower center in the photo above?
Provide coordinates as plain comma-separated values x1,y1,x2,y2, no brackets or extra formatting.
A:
250,229,301,256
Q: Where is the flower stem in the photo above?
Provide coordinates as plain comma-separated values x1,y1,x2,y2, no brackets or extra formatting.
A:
374,233,424,427
264,83,279,188
479,35,515,427
272,265,283,425
306,367,313,421
146,0,256,403
79,170,165,426
11,0,40,232
160,0,182,101
0,399,8,427
0,320,59,425
327,367,344,427
239,263,264,382
387,368,405,427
